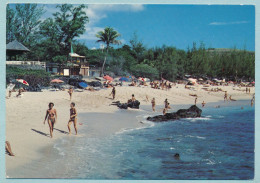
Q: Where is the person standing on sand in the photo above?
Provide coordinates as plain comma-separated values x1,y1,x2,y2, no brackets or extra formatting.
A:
68,87,73,101
111,87,116,100
44,102,57,138
151,98,156,112
195,97,198,105
224,91,228,101
68,102,78,135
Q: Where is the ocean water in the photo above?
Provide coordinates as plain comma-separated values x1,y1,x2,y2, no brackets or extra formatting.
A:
49,104,254,180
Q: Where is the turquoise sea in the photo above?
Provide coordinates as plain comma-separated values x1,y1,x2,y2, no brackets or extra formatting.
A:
48,103,254,179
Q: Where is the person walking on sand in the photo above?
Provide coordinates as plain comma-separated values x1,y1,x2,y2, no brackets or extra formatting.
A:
68,87,73,101
68,102,78,135
151,98,156,112
44,102,57,138
224,91,228,102
111,87,116,100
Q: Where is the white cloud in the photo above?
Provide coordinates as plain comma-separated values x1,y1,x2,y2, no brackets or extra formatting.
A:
42,4,145,43
80,4,144,42
76,26,104,41
209,21,249,25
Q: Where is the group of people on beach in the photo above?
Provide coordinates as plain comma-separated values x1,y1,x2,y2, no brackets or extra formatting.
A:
43,101,78,138
150,80,173,90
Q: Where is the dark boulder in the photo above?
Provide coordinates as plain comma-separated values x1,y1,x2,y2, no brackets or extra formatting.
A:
147,105,202,122
111,100,140,109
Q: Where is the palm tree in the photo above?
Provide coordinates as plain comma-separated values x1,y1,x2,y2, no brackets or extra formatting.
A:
96,27,121,76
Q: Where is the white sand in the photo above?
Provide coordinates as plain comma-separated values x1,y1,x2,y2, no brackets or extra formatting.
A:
6,84,254,177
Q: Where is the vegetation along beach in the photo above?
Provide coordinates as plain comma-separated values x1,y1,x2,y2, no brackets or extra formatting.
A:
5,4,255,179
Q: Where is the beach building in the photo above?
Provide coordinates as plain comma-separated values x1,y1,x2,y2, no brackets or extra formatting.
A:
6,40,46,70
46,52,90,77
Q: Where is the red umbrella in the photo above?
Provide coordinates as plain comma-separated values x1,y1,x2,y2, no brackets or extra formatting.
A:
251,81,255,84
103,75,113,81
51,79,64,83
16,79,29,86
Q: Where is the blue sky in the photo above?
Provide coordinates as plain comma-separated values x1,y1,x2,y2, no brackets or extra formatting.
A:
34,4,255,51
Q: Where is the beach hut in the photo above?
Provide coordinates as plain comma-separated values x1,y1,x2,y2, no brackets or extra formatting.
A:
6,40,30,60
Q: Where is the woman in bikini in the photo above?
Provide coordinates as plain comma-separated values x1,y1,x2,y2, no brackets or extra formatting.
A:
68,102,78,135
43,102,57,138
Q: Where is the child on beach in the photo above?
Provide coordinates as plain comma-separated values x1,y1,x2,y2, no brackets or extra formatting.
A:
151,98,156,112
68,102,78,135
43,102,57,138
68,87,73,101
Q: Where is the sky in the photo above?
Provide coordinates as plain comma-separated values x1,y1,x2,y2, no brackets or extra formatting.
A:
29,4,256,51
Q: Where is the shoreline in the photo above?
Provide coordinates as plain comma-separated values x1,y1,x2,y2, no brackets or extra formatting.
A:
6,84,254,178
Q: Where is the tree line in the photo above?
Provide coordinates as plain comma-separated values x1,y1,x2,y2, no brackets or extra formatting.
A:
7,4,255,81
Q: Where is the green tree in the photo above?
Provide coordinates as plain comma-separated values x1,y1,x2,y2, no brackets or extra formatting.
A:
7,4,45,47
37,4,89,62
96,27,121,76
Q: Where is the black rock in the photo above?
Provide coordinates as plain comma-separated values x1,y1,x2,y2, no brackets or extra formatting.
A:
111,100,140,109
147,105,202,122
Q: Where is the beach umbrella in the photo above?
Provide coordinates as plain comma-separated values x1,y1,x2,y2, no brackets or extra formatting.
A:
50,79,64,83
16,79,29,86
138,77,145,82
119,77,129,82
79,82,88,88
103,75,113,81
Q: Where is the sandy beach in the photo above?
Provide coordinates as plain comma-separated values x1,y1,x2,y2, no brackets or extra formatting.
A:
5,83,254,178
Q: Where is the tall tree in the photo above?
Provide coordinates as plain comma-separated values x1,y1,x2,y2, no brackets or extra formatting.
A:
38,4,89,62
96,27,121,76
129,32,146,64
7,4,45,47
52,4,89,57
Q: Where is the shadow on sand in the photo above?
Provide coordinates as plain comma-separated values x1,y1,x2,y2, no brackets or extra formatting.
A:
31,129,49,137
54,128,69,134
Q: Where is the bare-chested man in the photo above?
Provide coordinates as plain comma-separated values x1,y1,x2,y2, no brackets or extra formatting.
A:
68,102,78,135
44,102,57,138
151,98,156,112
68,87,73,101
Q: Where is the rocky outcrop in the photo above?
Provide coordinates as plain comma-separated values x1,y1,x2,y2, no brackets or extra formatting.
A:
111,100,140,109
147,105,202,122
